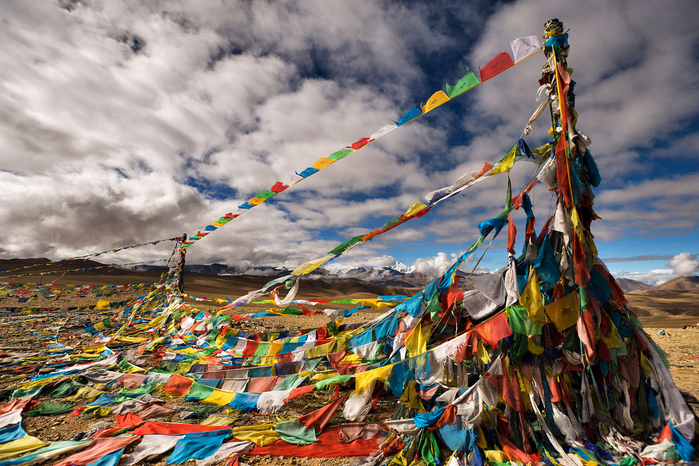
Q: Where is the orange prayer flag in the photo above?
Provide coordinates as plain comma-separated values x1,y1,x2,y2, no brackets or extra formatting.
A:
162,374,193,396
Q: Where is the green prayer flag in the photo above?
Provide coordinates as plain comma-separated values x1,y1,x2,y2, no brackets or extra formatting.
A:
12,384,45,399
382,216,403,230
49,380,85,398
27,402,75,417
328,148,354,161
185,381,215,400
314,374,352,390
328,235,364,255
446,71,479,98
506,305,542,335
275,419,317,445
256,189,276,200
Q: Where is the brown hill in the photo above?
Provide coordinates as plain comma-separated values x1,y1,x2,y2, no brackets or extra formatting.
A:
627,288,699,327
615,278,654,293
655,275,699,291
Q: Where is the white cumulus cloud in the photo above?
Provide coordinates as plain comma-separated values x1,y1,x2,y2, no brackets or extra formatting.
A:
668,252,699,276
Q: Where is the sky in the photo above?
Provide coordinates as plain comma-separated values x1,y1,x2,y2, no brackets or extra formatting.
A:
1,0,698,285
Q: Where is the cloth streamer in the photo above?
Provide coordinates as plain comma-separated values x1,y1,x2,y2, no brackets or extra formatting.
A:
0,440,90,466
248,425,384,457
128,422,230,435
166,429,232,464
119,435,184,465
54,436,139,466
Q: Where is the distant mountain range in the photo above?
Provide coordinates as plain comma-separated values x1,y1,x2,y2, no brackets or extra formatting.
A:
182,264,699,293
181,263,433,288
3,257,698,294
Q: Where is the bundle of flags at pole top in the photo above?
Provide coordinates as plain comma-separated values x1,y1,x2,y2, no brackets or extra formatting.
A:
0,21,698,466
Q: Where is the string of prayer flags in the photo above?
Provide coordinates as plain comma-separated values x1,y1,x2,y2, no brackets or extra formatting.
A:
179,36,543,251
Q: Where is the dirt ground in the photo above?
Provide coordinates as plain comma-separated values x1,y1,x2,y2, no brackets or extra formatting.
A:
644,326,699,414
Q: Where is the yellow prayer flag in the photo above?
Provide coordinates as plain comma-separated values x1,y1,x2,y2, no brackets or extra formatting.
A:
17,377,55,390
95,299,110,310
248,196,266,206
313,157,335,170
354,363,393,395
476,340,491,364
231,424,278,447
65,386,104,404
528,337,544,355
292,256,332,276
544,291,580,331
486,145,518,176
0,435,49,460
586,231,598,257
310,370,340,383
404,322,430,358
341,353,362,365
569,205,585,239
530,142,552,158
404,201,427,218
421,90,450,113
519,270,548,325
268,341,284,356
485,451,508,463
476,426,488,449
202,388,237,406
214,334,228,349
201,414,236,426
116,336,149,343
259,356,278,366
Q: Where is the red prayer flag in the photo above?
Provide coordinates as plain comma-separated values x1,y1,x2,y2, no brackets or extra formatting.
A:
511,179,538,210
115,412,143,428
555,134,573,208
556,62,572,130
479,52,514,82
128,422,231,436
0,398,39,415
350,137,372,150
573,232,589,286
499,434,542,464
657,423,673,444
284,385,315,403
474,312,513,348
476,161,495,178
299,394,348,433
248,426,382,457
271,182,288,193
484,358,525,412
247,376,282,393
362,228,383,241
507,216,516,254
242,340,258,358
